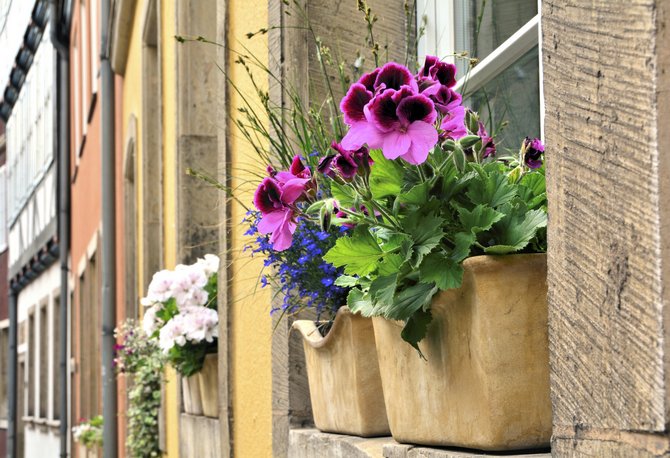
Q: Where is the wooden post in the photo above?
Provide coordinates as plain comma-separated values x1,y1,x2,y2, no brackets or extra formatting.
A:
543,1,670,454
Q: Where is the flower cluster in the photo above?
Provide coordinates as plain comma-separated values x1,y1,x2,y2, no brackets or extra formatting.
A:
253,156,315,251
340,58,466,165
73,416,103,449
114,320,164,457
141,255,219,376
244,210,349,318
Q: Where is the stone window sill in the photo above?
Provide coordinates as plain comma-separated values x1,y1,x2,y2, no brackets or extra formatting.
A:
289,429,551,458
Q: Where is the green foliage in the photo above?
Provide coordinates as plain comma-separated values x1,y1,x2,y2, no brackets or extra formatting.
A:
73,416,103,449
115,320,166,458
322,131,547,350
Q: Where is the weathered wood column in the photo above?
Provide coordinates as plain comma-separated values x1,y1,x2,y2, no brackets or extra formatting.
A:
543,1,670,455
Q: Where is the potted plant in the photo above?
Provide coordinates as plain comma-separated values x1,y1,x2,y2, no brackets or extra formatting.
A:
72,416,103,458
256,56,550,449
141,254,220,418
245,163,389,436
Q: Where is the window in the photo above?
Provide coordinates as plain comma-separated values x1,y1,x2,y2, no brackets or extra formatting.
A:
0,165,6,251
27,310,35,417
39,303,48,419
417,0,543,148
52,295,61,421
0,323,9,423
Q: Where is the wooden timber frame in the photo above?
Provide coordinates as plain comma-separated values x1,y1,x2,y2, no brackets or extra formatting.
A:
543,0,670,456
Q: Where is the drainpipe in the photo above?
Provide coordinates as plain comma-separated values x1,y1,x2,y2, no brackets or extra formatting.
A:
7,287,17,458
49,1,70,457
100,0,118,455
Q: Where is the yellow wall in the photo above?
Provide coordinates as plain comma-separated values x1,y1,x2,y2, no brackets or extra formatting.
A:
161,1,180,457
228,0,273,456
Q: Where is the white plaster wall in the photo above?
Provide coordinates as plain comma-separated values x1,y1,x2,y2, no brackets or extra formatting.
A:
23,424,59,458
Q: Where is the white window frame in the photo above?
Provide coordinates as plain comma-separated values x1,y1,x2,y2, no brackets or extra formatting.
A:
417,0,544,139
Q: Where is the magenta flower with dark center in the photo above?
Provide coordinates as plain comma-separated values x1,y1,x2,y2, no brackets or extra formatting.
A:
253,177,283,214
289,155,311,179
417,55,457,96
523,137,544,169
357,68,380,92
374,62,418,92
477,121,496,158
363,86,438,164
340,83,374,126
440,105,467,140
431,86,462,114
317,154,336,178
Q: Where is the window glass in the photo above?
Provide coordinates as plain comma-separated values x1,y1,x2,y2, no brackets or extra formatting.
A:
466,46,540,150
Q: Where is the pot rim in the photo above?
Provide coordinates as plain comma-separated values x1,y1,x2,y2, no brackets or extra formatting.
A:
292,306,354,350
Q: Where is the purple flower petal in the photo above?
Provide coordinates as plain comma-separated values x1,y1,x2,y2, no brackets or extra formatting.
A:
396,94,437,125
357,68,380,92
340,83,373,125
401,121,438,164
317,154,336,177
269,212,297,251
258,210,288,234
253,178,283,214
366,90,402,132
431,86,462,114
341,121,383,150
281,178,311,204
523,137,544,169
417,55,439,78
381,131,412,160
289,155,310,178
374,62,418,92
440,106,467,140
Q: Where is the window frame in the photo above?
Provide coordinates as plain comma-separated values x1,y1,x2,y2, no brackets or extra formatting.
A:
416,0,545,139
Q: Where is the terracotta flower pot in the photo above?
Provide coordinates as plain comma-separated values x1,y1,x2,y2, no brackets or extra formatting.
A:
197,353,219,418
293,307,390,437
182,373,203,416
373,254,551,451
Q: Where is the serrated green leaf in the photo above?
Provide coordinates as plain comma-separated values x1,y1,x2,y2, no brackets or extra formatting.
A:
419,252,464,291
370,274,398,306
466,169,517,208
369,150,404,198
385,282,437,321
334,275,359,287
330,181,356,208
377,253,405,276
401,308,433,355
484,208,548,253
323,226,383,276
403,212,445,267
347,288,374,316
457,204,505,234
518,172,547,210
451,232,475,262
398,182,431,205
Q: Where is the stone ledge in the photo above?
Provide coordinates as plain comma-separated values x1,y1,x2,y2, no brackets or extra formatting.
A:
288,429,551,458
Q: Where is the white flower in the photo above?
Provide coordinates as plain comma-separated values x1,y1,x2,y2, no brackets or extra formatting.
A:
196,254,220,277
142,269,177,305
157,306,219,353
142,304,164,337
171,264,209,308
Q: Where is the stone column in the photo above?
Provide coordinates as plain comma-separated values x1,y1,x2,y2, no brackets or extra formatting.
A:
543,1,670,455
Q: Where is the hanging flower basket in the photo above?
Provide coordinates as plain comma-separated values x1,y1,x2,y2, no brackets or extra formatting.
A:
293,307,390,437
373,254,552,450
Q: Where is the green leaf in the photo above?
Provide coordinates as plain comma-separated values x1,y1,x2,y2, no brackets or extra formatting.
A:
330,181,356,208
370,274,398,306
385,282,437,321
453,145,466,172
466,169,517,208
334,275,359,287
323,226,383,276
347,288,374,316
518,172,547,210
401,308,433,355
419,251,464,291
369,150,404,198
403,212,445,267
484,208,548,254
449,232,473,261
457,204,505,234
398,182,431,205
377,253,405,276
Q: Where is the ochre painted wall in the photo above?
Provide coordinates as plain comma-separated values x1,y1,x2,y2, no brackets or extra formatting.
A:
227,0,273,456
160,2,180,457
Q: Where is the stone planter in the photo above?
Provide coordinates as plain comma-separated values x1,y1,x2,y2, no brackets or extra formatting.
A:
182,373,203,416
198,353,219,418
373,254,551,451
293,307,390,437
